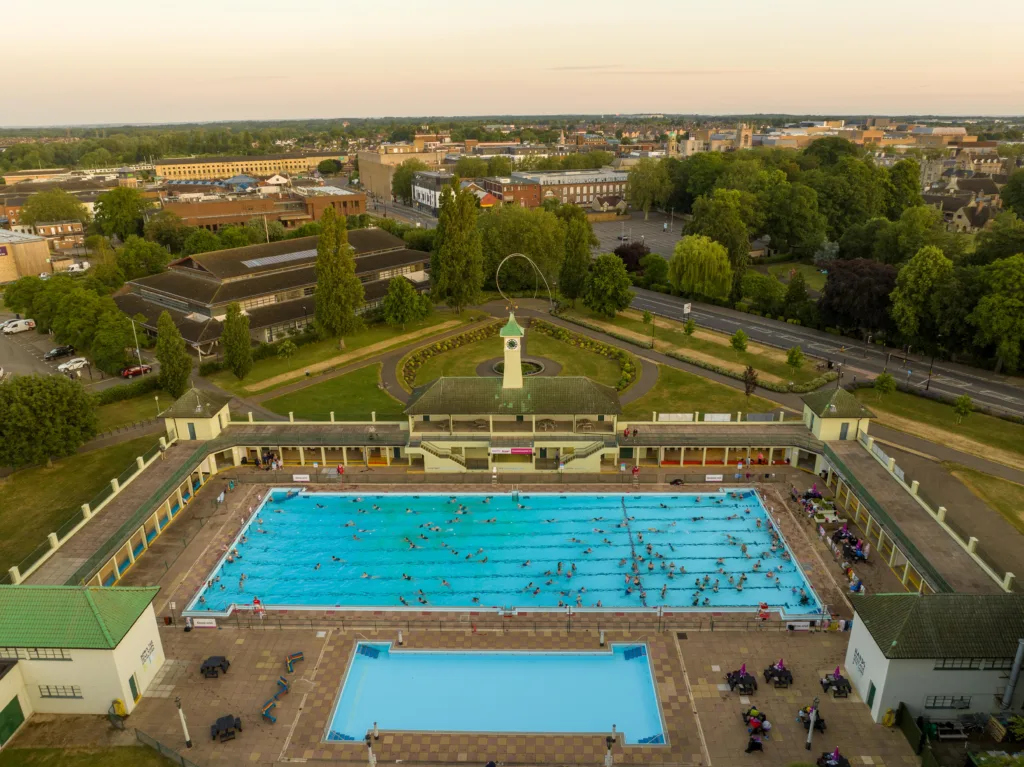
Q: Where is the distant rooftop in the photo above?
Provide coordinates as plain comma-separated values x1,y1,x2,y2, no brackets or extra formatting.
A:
293,185,357,197
0,229,45,244
157,152,337,166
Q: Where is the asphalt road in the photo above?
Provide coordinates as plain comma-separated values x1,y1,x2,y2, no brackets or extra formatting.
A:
628,287,1024,417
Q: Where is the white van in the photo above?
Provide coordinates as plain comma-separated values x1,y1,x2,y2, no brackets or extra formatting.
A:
2,319,36,334
67,261,91,273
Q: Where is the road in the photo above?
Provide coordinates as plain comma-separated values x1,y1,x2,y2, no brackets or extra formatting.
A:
628,288,1024,417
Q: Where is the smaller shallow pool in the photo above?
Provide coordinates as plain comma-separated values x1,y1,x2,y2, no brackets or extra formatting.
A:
327,642,665,745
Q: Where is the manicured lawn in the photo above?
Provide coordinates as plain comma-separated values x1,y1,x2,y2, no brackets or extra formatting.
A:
568,308,819,384
412,332,626,388
947,464,1024,535
854,389,1024,460
262,363,405,421
95,389,168,432
621,365,778,420
208,312,472,394
766,262,827,292
0,747,175,767
0,435,158,573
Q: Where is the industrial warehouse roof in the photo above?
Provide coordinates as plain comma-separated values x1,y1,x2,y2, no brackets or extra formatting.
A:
405,377,622,416
156,152,337,166
0,586,159,649
801,388,875,419
162,387,233,419
852,593,1024,660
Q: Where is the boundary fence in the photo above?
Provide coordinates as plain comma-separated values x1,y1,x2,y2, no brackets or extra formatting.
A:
135,729,201,767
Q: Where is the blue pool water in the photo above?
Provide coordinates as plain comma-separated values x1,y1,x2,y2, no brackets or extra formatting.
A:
327,642,664,744
186,491,821,614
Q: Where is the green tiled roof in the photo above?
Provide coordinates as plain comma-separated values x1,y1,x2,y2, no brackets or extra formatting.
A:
499,312,525,337
852,593,1024,659
405,376,621,416
802,388,875,419
0,586,159,649
162,387,232,419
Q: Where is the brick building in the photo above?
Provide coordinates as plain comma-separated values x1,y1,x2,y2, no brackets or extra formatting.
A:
481,169,629,208
154,152,341,181
158,186,365,232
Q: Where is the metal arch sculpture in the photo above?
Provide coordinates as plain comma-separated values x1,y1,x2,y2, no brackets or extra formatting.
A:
495,253,555,310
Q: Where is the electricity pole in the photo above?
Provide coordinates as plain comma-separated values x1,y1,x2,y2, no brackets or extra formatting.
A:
175,696,193,749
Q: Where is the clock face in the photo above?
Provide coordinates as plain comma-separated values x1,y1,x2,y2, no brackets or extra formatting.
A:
506,338,518,350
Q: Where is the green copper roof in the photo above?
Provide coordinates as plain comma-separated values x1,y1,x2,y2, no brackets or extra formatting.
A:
499,312,525,337
801,388,875,419
852,593,1024,659
0,586,159,649
405,376,621,416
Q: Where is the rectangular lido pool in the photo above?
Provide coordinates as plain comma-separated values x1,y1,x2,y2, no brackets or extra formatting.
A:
186,490,822,616
327,642,665,745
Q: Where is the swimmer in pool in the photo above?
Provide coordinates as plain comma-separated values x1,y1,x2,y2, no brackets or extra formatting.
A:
472,597,480,603
442,580,451,588
402,573,412,580
315,503,325,509
522,560,530,567
314,563,320,571
399,597,408,606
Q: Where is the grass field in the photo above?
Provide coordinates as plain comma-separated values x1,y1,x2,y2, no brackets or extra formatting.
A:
567,308,819,385
621,365,778,420
413,333,624,388
855,389,1024,468
947,463,1024,535
95,390,168,432
0,747,174,767
207,312,471,395
766,262,827,292
262,363,405,421
0,435,157,573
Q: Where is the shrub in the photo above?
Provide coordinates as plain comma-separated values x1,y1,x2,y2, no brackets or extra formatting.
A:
787,318,802,325
530,319,638,391
735,302,750,313
199,360,224,376
730,329,748,352
93,374,161,405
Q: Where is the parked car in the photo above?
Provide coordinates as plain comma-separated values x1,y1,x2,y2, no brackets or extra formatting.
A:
0,319,20,332
67,261,91,273
120,364,152,378
44,345,76,361
2,319,36,335
57,357,89,373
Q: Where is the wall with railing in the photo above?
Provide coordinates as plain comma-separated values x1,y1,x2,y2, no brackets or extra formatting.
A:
3,432,179,585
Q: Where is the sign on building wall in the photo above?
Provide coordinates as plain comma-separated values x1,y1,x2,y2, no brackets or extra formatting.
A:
490,447,534,455
703,413,732,422
291,474,311,482
705,474,724,482
657,413,693,422
140,640,157,668
0,246,8,257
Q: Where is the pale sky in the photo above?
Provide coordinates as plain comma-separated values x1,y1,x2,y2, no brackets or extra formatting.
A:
6,0,1024,126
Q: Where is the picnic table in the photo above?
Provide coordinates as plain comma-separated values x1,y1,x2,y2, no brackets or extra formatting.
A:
816,753,850,767
763,666,793,688
201,656,230,678
820,673,852,698
726,671,758,694
210,714,242,742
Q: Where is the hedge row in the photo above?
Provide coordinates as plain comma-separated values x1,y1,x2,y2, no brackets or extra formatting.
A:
530,319,637,391
664,350,838,393
400,322,501,388
199,328,322,376
554,313,654,350
93,374,161,405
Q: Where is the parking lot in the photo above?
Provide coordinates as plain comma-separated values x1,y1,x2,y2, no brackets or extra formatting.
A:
592,209,684,258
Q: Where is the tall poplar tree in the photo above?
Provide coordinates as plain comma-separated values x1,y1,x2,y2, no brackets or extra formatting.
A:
431,177,483,313
313,208,344,337
559,216,591,306
222,302,253,380
155,311,192,397
335,213,365,334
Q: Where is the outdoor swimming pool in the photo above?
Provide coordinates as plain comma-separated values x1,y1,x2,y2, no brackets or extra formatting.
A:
186,490,822,615
327,642,665,744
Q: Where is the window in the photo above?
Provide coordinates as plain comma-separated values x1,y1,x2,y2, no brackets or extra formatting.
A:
984,658,1015,671
38,685,82,699
925,695,971,709
934,658,982,670
28,648,72,661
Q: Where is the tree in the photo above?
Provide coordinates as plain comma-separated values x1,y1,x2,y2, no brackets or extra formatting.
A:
0,375,97,469
668,235,733,300
478,204,566,291
487,156,512,177
731,329,749,352
886,159,923,218
454,156,489,178
391,158,428,205
582,253,632,318
741,272,784,315
873,371,896,401
93,187,151,241
968,254,1024,372
802,137,861,167
613,241,650,272
116,235,170,280
403,228,435,253
277,340,297,359
804,157,889,240
819,258,898,334
639,253,669,288
627,158,670,219
313,208,363,336
18,188,89,226
783,271,810,313
954,394,973,425
764,182,827,258
2,275,46,316
642,310,653,324
684,318,696,336
181,228,222,255
218,225,260,249
91,310,135,374
685,189,750,295
559,216,591,306
318,159,342,175
1002,170,1024,218
742,365,758,402
155,311,191,398
222,303,253,380
970,212,1024,266
786,346,805,372
144,210,188,253
890,245,955,341
431,178,483,313
382,276,425,330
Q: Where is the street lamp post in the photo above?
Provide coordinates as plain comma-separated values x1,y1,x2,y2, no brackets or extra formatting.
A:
175,696,193,749
129,318,143,366
805,695,820,751
155,394,161,417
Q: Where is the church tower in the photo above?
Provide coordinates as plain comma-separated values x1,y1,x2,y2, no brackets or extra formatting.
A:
500,312,525,389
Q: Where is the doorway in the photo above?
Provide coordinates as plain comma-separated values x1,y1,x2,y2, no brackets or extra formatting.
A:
839,422,850,440
128,673,140,703
866,681,876,708
187,422,196,440
0,695,25,746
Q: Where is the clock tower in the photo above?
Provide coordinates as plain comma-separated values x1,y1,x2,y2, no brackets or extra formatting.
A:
499,312,525,389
